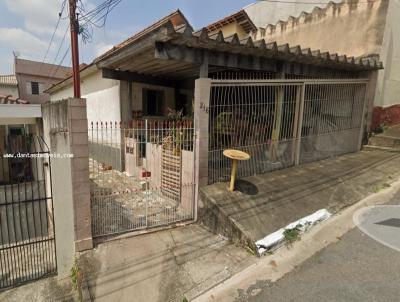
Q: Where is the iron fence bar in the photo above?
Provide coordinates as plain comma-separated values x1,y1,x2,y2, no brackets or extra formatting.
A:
0,196,52,206
0,135,56,289
211,79,369,85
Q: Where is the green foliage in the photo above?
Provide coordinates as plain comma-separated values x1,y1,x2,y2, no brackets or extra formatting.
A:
283,225,302,246
71,259,80,290
373,182,391,193
182,296,189,302
373,123,389,135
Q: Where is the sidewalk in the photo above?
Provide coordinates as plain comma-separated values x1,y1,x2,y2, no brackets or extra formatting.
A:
193,178,400,302
200,150,400,251
2,149,400,302
78,224,255,302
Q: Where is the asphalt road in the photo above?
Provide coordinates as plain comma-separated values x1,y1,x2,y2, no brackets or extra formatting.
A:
243,193,400,302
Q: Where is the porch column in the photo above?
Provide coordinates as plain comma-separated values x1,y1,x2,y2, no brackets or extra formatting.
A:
42,98,93,278
194,78,211,199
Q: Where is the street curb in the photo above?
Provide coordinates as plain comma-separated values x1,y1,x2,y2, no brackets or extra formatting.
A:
192,178,400,302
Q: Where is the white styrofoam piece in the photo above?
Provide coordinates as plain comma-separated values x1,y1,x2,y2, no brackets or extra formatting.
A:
256,209,332,255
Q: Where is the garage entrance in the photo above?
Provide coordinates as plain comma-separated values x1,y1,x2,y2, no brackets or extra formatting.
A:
208,78,368,183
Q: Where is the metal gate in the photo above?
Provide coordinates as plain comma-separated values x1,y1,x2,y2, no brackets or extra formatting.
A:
0,135,57,289
208,79,368,183
89,119,195,238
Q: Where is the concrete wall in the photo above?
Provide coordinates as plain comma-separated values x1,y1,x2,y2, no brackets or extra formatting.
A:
245,0,341,28
208,22,248,40
247,0,400,127
0,84,18,97
194,79,211,188
251,1,388,58
50,69,121,123
374,0,400,108
42,98,92,278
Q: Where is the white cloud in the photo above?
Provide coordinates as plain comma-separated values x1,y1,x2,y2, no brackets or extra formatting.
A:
94,43,114,57
0,28,47,57
5,0,64,36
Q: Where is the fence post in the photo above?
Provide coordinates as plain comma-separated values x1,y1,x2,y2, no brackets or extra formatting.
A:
42,98,93,278
295,82,306,166
358,83,369,151
194,78,212,220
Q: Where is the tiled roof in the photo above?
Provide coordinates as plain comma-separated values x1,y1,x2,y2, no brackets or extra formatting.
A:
0,95,29,104
168,24,383,70
50,9,383,95
97,17,382,72
95,9,190,62
0,75,17,86
206,9,257,34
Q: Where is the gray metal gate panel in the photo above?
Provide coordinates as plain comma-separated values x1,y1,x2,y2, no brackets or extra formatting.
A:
89,120,196,239
208,79,368,184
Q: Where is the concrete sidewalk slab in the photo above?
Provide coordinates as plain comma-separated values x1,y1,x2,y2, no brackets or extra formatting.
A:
194,179,400,302
199,150,400,251
78,224,256,302
0,276,75,302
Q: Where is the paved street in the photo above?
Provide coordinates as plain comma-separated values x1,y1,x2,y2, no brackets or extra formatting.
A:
240,191,400,302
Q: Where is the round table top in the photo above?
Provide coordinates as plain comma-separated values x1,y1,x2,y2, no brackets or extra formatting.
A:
223,149,251,161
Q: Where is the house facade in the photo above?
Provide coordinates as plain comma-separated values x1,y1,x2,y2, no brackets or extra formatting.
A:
205,9,257,40
14,57,71,104
45,8,381,239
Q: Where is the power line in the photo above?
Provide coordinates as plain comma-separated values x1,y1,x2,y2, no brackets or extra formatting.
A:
38,0,67,73
50,45,70,79
51,24,70,66
77,0,122,43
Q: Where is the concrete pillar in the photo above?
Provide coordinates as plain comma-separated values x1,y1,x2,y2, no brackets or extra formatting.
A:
42,98,93,279
365,71,379,132
194,78,212,188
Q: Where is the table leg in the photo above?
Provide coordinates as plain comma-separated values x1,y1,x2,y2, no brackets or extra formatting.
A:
229,159,238,192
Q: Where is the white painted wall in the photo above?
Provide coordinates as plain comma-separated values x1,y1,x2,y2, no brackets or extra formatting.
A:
50,70,121,123
375,0,400,107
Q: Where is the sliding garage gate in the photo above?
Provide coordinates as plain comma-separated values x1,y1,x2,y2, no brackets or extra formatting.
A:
208,79,368,183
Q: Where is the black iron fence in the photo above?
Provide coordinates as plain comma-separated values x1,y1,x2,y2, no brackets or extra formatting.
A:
0,135,56,289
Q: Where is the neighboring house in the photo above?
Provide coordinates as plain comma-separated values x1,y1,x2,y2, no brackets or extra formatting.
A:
205,9,257,40
244,0,342,28
15,57,71,104
0,74,18,98
245,0,400,130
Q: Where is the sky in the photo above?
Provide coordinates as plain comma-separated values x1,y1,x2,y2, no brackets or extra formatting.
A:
0,0,255,74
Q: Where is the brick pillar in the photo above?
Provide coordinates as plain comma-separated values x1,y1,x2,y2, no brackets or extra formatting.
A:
194,79,211,220
366,71,379,132
42,98,92,278
69,99,92,252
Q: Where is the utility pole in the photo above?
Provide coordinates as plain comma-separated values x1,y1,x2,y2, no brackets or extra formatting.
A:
69,0,81,98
